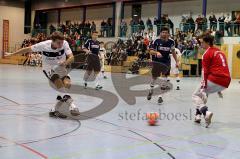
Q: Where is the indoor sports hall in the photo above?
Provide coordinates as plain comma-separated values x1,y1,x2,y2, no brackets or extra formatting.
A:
0,0,240,159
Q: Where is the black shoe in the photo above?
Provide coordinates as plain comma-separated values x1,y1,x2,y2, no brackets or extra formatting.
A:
104,76,107,79
158,97,163,104
194,114,201,124
55,111,68,118
56,95,62,101
95,85,103,90
176,86,180,90
84,83,87,89
49,111,56,117
62,95,71,102
49,111,67,118
161,85,170,90
147,90,153,100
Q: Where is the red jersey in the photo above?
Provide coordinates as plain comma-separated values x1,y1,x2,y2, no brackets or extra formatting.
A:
202,47,231,88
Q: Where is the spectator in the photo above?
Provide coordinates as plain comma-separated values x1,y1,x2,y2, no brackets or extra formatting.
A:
120,19,128,37
130,19,138,34
224,13,233,36
101,20,107,37
91,21,96,33
209,13,217,31
195,28,203,37
218,13,225,35
148,30,156,42
79,20,85,35
139,19,145,32
156,16,162,35
181,15,188,32
195,15,203,30
187,15,195,32
49,24,56,34
146,18,153,32
107,18,112,37
233,12,240,36
202,15,208,31
165,14,174,35
85,21,91,36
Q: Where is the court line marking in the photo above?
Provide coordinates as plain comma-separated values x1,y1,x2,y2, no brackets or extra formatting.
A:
0,96,20,105
0,136,48,159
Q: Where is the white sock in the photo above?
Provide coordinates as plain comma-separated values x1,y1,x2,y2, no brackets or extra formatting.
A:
95,74,101,87
51,107,56,112
150,79,156,92
58,87,67,97
69,102,77,110
162,77,168,82
84,73,89,83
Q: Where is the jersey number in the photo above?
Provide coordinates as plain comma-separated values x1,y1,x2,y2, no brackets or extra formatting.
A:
219,54,226,67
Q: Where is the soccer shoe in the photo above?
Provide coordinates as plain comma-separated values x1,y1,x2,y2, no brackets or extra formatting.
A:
104,76,107,79
194,114,201,123
158,96,163,105
95,85,103,90
176,86,180,90
147,90,153,100
205,111,213,128
49,110,56,117
70,108,80,116
160,85,170,90
49,96,63,118
56,95,62,101
84,83,87,89
54,111,68,118
49,110,67,118
217,92,223,98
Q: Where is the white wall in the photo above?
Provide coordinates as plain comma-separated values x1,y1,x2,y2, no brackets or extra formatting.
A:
126,0,240,30
47,5,112,29
124,4,132,24
47,10,58,26
47,8,84,27
44,0,240,35
32,0,115,10
0,5,30,57
86,5,113,30
61,8,83,24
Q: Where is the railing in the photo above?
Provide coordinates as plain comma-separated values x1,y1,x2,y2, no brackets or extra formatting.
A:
179,22,240,37
31,26,115,38
118,24,172,38
30,22,240,40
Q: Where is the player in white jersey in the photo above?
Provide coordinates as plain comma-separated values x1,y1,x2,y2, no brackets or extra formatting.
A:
99,42,107,79
170,48,182,90
5,31,80,118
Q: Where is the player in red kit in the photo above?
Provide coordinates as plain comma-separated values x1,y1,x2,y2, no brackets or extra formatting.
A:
192,34,231,128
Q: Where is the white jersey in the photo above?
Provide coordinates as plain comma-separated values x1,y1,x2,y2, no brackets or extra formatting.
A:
148,32,156,41
31,40,72,77
99,47,106,60
99,47,106,71
171,48,182,75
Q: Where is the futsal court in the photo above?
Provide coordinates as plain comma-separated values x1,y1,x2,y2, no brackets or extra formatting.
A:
0,65,239,159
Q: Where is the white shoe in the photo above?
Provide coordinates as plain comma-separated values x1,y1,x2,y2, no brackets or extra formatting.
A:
194,114,201,123
205,111,213,128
